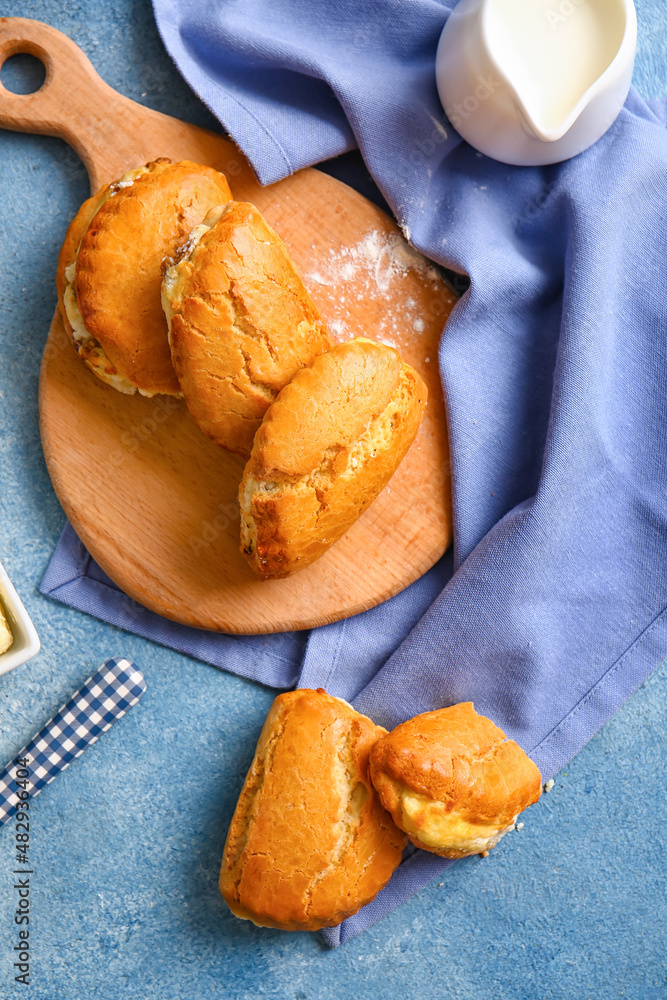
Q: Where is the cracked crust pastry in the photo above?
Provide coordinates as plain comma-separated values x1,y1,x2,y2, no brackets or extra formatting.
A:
56,158,232,396
219,688,407,931
161,200,330,455
369,702,542,859
239,337,427,579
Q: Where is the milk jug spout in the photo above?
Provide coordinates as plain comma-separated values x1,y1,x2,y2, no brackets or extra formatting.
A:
435,0,637,166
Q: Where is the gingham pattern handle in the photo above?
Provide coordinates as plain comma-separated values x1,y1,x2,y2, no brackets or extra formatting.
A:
0,657,146,827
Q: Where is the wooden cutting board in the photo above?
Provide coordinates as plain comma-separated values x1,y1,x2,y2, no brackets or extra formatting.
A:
0,17,456,634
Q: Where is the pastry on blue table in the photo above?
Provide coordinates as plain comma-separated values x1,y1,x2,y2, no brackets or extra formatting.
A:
219,688,406,931
370,702,542,859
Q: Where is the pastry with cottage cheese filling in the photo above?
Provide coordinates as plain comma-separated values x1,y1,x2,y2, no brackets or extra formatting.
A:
56,158,232,396
161,200,330,454
369,702,542,859
238,337,427,578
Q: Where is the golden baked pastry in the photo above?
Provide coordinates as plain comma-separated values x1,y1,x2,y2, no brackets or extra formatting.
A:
0,602,13,655
369,702,542,859
239,337,427,578
57,159,232,396
219,688,407,931
161,201,330,455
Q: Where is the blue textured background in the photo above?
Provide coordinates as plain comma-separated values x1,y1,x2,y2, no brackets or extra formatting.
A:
0,2,666,997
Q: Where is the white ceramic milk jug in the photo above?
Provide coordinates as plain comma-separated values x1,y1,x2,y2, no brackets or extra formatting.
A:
435,0,637,166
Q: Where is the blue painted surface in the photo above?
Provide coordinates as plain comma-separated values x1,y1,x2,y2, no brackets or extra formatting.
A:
0,1,665,997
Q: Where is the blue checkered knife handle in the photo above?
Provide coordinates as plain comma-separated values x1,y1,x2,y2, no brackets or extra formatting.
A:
0,657,146,827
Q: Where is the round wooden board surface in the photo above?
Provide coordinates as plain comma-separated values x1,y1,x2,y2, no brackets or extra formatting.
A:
1,18,456,634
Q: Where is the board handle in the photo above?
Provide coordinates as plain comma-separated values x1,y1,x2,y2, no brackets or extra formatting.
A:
0,17,155,191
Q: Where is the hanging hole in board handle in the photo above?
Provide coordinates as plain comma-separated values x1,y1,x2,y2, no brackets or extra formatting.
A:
0,19,99,132
0,17,113,141
0,52,47,95
0,18,125,187
0,34,54,112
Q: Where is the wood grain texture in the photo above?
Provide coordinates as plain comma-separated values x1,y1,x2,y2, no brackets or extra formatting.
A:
0,17,456,634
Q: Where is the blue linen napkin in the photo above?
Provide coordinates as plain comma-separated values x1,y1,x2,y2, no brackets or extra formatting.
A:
42,0,667,946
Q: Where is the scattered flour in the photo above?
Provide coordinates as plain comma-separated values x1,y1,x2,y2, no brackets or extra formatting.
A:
308,228,439,294
378,336,399,350
302,228,451,359
328,320,349,339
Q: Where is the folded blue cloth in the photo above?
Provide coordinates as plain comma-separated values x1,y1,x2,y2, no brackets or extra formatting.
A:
42,0,667,946
41,522,451,693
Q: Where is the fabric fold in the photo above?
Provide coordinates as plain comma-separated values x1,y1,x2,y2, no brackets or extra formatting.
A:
41,525,308,689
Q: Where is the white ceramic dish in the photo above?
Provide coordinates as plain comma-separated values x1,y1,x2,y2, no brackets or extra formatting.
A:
436,0,637,166
0,561,40,676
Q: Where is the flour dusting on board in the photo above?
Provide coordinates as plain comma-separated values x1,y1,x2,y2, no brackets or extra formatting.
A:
312,229,439,293
305,229,443,353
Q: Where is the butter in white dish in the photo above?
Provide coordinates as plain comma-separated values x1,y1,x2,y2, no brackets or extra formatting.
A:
0,562,40,676
0,601,13,654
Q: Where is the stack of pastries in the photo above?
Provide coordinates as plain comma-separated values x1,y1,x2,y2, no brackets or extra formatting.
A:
218,689,543,932
57,159,427,579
